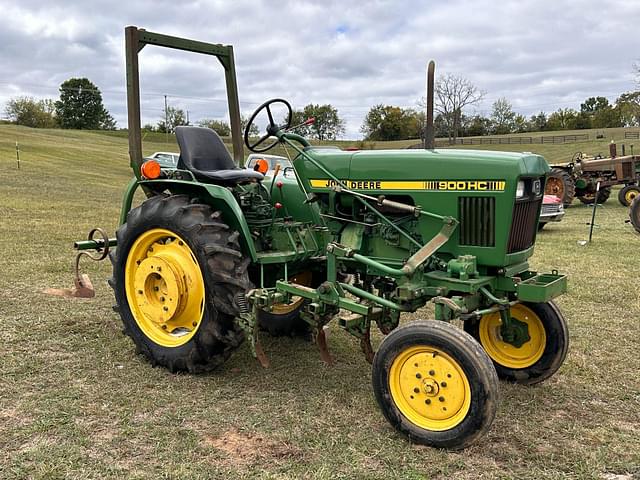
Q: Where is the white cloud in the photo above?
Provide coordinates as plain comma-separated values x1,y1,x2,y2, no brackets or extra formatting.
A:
0,0,638,138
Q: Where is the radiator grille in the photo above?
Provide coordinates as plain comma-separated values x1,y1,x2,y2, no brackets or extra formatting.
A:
507,197,542,253
622,162,633,178
458,197,495,247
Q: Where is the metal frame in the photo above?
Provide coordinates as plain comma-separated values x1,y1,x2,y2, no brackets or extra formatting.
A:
125,25,244,179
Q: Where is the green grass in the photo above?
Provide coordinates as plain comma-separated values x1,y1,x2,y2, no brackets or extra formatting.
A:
1,125,639,479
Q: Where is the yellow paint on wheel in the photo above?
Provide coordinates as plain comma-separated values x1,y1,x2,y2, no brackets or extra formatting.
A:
125,228,205,348
389,346,471,431
625,189,638,205
479,304,546,369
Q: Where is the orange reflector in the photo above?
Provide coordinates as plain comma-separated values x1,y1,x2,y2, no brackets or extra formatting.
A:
141,160,161,179
254,158,269,174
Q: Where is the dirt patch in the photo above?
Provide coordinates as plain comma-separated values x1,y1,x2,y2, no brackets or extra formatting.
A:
202,428,302,467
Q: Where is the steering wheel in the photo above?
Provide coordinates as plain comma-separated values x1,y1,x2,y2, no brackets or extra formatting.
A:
244,98,292,153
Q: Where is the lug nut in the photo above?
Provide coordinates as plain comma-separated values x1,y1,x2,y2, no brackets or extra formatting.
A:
413,387,420,393
163,306,169,312
161,325,167,330
138,290,143,295
415,373,422,379
160,297,165,302
438,396,445,402
154,286,159,291
192,322,198,327
429,370,435,376
441,382,447,387
425,399,431,405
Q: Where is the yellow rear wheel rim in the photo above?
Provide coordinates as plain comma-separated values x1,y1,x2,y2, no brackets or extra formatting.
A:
625,189,638,205
389,346,471,431
125,228,205,348
479,304,546,369
269,271,312,315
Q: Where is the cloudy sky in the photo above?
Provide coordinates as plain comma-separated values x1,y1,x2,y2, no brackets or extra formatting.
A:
1,0,638,138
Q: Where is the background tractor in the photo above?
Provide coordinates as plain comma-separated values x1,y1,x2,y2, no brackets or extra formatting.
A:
76,26,569,450
545,146,640,207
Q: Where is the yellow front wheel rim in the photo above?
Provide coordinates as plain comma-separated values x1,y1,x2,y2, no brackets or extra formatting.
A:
389,346,471,431
125,228,205,348
625,189,638,205
479,304,546,369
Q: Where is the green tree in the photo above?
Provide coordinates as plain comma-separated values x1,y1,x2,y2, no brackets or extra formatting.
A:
198,119,231,136
158,106,188,133
465,114,491,136
547,108,578,130
490,97,516,134
55,78,115,129
529,112,548,132
290,104,345,140
616,91,640,127
361,104,421,141
240,114,260,136
580,96,610,114
5,97,57,128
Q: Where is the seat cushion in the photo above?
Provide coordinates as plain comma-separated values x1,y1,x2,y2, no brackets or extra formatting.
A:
175,126,263,184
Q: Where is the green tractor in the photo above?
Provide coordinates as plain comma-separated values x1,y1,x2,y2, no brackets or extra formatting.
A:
79,27,569,450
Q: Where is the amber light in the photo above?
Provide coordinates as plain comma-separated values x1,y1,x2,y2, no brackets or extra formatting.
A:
254,158,269,174
141,160,161,179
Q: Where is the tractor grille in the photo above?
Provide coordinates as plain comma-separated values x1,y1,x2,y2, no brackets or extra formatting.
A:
507,197,542,253
622,162,633,178
458,197,495,247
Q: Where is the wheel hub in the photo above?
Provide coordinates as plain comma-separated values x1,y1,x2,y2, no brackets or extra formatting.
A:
125,228,205,348
389,346,471,429
134,256,186,324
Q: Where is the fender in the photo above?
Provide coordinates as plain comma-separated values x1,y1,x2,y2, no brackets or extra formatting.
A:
119,178,258,261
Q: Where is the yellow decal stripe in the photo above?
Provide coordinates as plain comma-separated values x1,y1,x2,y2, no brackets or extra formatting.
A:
309,179,506,191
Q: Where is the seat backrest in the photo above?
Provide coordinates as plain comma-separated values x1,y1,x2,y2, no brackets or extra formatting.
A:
175,126,236,172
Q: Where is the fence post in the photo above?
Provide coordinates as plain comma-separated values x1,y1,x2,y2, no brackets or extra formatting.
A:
16,141,20,170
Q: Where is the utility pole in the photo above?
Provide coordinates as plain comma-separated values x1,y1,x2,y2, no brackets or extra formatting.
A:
164,94,169,143
186,110,190,125
425,60,435,149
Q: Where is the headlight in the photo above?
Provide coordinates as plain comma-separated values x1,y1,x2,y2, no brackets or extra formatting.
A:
516,180,525,198
533,179,542,195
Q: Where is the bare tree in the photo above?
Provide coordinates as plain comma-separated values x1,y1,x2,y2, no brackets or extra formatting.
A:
434,74,484,144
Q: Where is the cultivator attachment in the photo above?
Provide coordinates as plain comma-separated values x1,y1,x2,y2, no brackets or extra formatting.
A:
44,228,112,299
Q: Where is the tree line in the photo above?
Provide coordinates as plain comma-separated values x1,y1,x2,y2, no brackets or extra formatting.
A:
5,75,640,142
5,78,115,130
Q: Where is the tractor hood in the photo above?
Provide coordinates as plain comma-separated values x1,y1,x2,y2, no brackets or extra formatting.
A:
299,148,549,192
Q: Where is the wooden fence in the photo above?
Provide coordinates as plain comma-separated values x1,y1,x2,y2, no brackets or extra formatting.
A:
433,133,589,147
624,131,640,140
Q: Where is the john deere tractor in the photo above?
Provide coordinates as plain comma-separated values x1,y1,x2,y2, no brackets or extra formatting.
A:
77,27,569,450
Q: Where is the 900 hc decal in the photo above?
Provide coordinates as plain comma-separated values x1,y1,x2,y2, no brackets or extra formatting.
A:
310,179,506,191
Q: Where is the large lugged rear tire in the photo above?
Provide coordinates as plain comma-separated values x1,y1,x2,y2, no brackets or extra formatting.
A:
372,321,499,450
630,196,640,234
110,194,250,373
545,168,575,208
464,301,569,385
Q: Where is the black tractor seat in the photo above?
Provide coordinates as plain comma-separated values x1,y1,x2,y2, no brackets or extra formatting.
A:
175,126,264,185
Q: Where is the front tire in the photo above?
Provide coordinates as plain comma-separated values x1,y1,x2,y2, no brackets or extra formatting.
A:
110,195,250,373
578,186,611,205
464,301,569,385
618,185,640,207
372,321,499,450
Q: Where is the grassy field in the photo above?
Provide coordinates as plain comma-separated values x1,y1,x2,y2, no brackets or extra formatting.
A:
1,125,639,479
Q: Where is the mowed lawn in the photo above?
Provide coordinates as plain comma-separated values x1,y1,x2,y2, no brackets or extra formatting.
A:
1,125,639,479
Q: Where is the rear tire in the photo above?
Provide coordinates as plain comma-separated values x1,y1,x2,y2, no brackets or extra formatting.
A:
110,194,249,373
545,168,575,208
618,185,640,207
630,196,640,234
372,321,498,450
